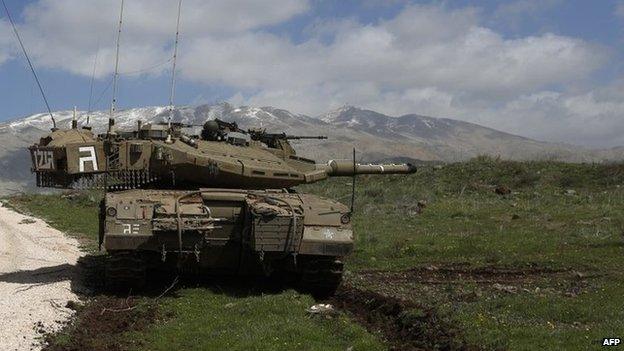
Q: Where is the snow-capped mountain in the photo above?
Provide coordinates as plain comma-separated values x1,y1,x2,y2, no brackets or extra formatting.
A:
0,102,622,194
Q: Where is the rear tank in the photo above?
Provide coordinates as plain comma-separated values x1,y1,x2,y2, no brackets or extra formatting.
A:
30,117,416,295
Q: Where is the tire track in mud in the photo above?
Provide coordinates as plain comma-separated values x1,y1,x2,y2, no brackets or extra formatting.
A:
329,264,592,351
328,285,477,351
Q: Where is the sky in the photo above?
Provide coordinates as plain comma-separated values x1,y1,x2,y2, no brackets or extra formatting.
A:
1,0,624,148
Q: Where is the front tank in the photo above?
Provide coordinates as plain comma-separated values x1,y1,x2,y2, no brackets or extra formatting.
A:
101,188,353,295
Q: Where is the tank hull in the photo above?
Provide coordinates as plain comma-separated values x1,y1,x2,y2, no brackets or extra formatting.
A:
101,188,353,295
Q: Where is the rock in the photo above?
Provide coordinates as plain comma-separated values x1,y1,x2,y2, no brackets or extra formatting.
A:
492,283,517,293
573,271,587,279
495,185,511,195
60,192,80,199
565,189,577,196
415,200,427,214
65,300,79,310
306,304,336,315
425,264,439,271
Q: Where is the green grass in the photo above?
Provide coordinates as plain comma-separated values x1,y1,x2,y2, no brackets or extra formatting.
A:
135,288,383,351
9,157,624,350
301,157,624,350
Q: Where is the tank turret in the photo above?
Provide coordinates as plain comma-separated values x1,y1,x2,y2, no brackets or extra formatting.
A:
29,119,416,190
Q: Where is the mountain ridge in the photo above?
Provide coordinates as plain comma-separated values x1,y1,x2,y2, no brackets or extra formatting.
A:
0,102,622,193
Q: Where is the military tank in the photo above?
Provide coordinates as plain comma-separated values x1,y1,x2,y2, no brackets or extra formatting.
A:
29,117,416,295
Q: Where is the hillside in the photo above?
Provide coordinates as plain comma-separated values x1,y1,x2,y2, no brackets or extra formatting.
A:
0,103,622,193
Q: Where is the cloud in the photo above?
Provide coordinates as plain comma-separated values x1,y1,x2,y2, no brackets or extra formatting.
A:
183,5,604,94
0,19,15,65
616,1,624,19
0,1,621,147
492,88,624,147
3,0,309,77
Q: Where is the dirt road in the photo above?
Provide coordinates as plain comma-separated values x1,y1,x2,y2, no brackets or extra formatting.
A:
0,202,83,351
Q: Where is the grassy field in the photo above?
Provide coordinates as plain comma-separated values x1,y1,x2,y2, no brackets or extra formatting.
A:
6,157,624,350
302,157,624,350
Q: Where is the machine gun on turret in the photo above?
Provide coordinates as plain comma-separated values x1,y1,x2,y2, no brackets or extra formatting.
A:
248,130,327,150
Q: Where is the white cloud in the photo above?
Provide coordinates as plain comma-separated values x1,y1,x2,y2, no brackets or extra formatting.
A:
0,1,622,147
183,5,604,95
3,0,309,77
494,89,624,147
0,19,15,65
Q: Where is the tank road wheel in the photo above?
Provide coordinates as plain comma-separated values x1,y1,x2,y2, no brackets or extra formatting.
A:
105,251,147,292
300,259,344,298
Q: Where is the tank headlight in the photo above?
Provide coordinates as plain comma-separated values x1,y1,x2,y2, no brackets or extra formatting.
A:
106,207,117,217
340,213,351,224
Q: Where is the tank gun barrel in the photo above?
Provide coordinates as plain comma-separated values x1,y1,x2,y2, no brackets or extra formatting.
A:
319,159,417,177
283,135,327,140
248,131,327,141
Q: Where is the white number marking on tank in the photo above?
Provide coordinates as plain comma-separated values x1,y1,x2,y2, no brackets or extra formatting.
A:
78,146,98,172
123,223,140,234
35,150,54,170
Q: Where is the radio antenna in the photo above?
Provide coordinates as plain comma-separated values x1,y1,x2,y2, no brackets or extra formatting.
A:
350,147,356,214
86,40,100,127
109,0,124,135
2,0,56,130
167,0,183,129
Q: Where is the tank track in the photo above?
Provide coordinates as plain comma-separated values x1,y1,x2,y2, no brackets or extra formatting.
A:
300,258,344,298
105,251,147,291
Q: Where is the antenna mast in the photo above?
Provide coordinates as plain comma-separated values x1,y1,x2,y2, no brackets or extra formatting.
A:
2,0,56,130
86,41,100,127
109,0,125,134
168,0,183,128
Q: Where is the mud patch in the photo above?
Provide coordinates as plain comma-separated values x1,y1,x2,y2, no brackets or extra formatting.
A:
360,264,572,284
330,286,478,351
42,295,166,351
355,264,592,300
